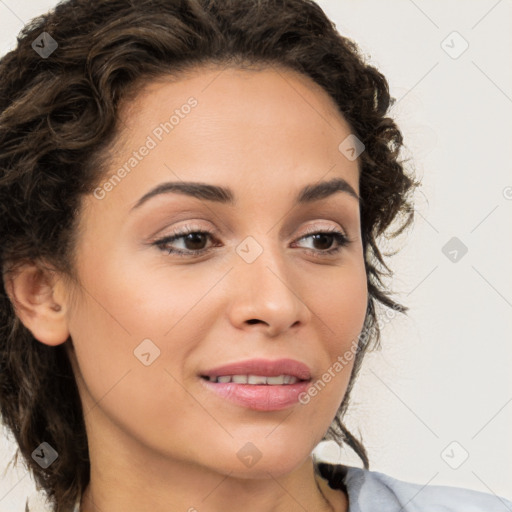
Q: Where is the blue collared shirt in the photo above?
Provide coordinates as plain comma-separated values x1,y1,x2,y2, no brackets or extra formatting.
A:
317,463,512,512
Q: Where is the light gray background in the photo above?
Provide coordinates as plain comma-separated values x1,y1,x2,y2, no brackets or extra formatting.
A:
1,0,511,510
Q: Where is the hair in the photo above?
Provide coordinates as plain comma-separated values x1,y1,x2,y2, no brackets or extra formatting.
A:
0,0,419,509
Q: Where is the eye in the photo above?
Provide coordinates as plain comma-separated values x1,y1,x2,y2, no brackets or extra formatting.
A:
292,226,352,257
153,227,217,257
152,225,352,258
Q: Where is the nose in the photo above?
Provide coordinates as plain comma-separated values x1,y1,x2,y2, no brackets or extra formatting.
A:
226,238,312,338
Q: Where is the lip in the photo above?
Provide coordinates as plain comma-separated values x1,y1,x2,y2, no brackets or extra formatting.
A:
199,358,312,411
201,358,312,380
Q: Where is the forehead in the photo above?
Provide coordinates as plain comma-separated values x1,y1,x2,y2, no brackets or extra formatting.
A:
122,64,347,130
117,64,354,150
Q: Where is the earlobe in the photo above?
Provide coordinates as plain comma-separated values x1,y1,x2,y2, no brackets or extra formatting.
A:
3,263,70,346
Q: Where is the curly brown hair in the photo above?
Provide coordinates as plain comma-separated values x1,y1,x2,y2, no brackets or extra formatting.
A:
0,0,419,510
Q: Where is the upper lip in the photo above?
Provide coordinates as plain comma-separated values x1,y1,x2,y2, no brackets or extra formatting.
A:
201,358,312,381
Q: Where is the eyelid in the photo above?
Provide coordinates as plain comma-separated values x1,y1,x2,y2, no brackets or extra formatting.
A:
149,221,217,241
297,222,347,237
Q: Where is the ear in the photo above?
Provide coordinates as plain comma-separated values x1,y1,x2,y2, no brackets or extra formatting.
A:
3,262,70,346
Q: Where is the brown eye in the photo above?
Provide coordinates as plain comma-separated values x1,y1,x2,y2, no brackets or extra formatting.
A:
294,229,351,257
181,232,209,251
309,233,337,251
154,229,216,256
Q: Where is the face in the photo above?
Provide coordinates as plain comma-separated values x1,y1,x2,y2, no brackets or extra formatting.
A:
64,65,368,478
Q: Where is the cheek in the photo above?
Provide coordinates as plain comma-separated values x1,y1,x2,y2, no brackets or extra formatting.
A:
66,280,196,453
65,251,217,422
312,264,367,382
305,259,368,343
290,260,367,411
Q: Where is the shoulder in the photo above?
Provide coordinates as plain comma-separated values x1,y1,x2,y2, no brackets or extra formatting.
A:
316,462,512,512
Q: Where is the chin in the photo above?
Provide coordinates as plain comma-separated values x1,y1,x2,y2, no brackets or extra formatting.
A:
201,435,315,479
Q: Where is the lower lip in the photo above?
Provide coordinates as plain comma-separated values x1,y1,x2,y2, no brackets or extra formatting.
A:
200,378,311,411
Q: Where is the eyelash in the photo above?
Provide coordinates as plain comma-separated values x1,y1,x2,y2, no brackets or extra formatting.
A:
153,225,352,259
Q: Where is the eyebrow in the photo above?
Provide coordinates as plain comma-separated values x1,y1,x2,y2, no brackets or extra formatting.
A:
130,177,359,212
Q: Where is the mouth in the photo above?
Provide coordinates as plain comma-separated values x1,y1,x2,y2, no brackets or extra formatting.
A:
199,358,312,411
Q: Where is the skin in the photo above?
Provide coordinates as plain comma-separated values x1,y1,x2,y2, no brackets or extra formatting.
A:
7,65,368,512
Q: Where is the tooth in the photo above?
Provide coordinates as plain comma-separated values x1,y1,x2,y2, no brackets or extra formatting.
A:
267,375,286,385
209,374,299,385
248,375,268,384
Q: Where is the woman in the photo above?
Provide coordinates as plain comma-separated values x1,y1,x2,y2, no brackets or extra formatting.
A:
0,0,510,511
